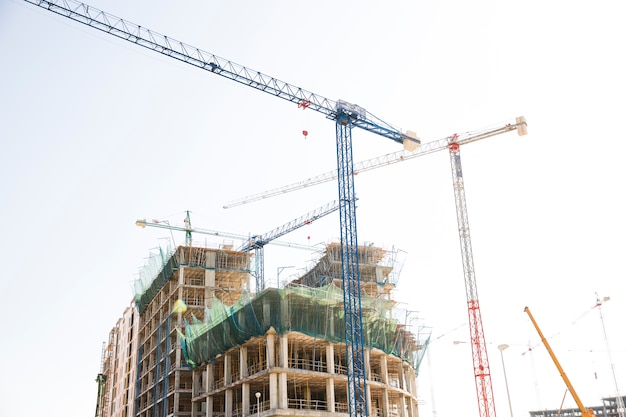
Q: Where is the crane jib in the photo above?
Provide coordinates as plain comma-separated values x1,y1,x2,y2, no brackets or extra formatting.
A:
26,0,415,148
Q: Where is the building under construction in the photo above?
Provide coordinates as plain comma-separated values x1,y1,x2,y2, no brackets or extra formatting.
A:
97,241,429,417
100,304,139,417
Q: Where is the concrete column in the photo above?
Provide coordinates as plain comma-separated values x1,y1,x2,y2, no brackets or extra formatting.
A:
279,334,288,368
205,266,216,309
365,349,372,416
202,364,213,417
267,328,279,411
225,354,231,385
380,355,388,384
240,346,248,378
401,364,408,394
305,381,311,409
206,250,216,269
406,395,415,417
207,363,214,391
207,394,213,417
278,334,289,409
278,372,287,409
225,389,233,417
381,388,389,417
193,369,201,396
266,328,276,368
326,378,335,412
242,383,249,417
404,364,415,396
398,396,406,417
269,372,278,410
405,365,417,417
174,371,181,413
326,344,334,374
191,369,199,417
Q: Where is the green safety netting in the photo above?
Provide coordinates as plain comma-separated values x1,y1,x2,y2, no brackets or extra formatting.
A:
132,243,177,314
179,285,430,372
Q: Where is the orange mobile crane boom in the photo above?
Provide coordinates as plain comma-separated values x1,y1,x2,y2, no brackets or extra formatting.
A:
524,306,595,417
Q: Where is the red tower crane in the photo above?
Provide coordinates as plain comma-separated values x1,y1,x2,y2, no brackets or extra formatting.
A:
448,135,496,417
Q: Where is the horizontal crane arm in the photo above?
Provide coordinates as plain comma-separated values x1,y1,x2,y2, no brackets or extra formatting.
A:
224,117,527,208
24,0,418,145
238,200,340,251
135,219,316,251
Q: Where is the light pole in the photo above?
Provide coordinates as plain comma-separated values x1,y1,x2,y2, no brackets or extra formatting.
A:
255,392,261,417
277,266,294,288
498,344,514,417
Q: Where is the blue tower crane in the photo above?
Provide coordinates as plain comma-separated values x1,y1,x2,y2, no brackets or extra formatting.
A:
238,200,341,292
23,2,421,415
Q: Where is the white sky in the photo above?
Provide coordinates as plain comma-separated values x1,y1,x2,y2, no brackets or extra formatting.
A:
1,0,625,416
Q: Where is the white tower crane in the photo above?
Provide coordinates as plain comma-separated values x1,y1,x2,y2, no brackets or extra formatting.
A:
224,118,527,208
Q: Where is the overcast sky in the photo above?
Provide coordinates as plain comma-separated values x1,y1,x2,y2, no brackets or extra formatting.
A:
1,1,625,416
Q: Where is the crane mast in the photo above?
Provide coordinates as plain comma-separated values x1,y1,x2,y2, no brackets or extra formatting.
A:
22,2,421,415
448,136,496,417
336,116,368,416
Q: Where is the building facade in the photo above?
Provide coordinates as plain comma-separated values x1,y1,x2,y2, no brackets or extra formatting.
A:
100,304,139,417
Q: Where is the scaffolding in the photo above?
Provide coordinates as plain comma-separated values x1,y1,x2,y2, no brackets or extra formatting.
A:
180,284,428,372
133,245,252,417
133,244,251,314
295,242,404,298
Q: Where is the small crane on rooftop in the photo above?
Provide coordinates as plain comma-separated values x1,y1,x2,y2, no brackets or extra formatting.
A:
137,201,339,292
